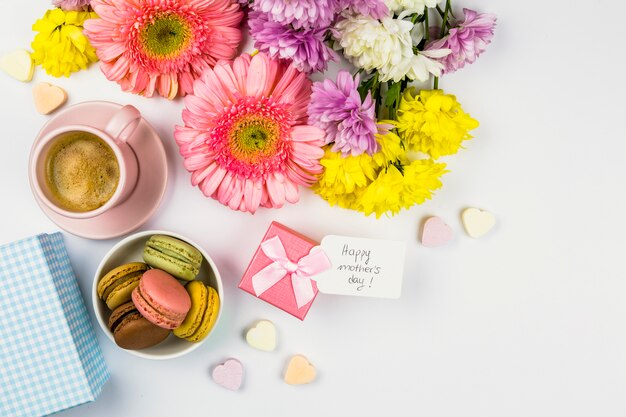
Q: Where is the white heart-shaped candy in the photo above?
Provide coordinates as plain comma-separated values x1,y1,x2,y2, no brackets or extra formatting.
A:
0,49,34,82
461,208,496,238
245,320,276,352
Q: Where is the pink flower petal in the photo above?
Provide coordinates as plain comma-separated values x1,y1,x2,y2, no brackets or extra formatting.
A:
216,173,235,203
291,142,325,160
199,69,233,107
232,54,251,95
200,166,227,197
246,53,270,97
243,179,264,213
227,178,244,210
290,125,325,142
266,174,286,207
284,180,299,204
191,162,218,186
213,62,239,100
184,152,213,171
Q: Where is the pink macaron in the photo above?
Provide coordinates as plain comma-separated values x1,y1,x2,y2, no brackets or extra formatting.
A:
132,269,191,329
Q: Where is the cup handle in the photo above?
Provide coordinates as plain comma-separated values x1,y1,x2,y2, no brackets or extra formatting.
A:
104,105,141,143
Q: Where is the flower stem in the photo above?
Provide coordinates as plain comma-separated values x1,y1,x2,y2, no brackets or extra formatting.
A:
440,0,451,38
435,5,453,28
424,10,429,41
433,0,451,91
388,82,395,120
362,72,382,115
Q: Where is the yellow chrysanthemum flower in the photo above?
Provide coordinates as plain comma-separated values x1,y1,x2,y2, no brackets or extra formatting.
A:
399,159,447,208
396,88,479,159
372,131,406,167
356,165,405,217
315,134,447,217
315,147,377,193
356,160,447,218
314,146,376,209
32,9,98,77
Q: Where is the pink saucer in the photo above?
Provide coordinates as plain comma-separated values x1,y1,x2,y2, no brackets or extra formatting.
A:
29,101,168,240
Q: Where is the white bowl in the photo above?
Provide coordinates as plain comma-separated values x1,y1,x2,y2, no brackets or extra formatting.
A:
92,230,223,360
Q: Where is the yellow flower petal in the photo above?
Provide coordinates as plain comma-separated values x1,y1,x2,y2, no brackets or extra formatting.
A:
31,8,98,77
396,88,479,159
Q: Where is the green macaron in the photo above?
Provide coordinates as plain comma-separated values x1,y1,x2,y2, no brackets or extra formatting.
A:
142,235,202,281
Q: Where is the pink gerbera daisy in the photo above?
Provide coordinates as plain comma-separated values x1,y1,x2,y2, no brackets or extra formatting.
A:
174,53,326,213
84,0,243,99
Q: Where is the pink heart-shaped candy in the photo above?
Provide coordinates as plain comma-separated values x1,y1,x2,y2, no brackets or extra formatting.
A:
212,359,243,391
421,216,454,247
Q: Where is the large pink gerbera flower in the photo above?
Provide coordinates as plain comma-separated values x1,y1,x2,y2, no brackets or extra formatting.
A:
84,0,243,99
174,53,325,213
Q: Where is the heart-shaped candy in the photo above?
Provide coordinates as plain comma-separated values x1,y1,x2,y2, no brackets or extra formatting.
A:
284,355,316,385
461,207,496,238
212,359,243,391
245,320,276,352
0,49,34,82
421,216,453,247
33,82,67,115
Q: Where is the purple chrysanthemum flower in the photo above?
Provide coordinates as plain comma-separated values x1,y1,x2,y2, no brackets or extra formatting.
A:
253,0,337,29
308,70,379,156
52,0,90,11
248,11,337,74
427,8,497,74
338,0,388,19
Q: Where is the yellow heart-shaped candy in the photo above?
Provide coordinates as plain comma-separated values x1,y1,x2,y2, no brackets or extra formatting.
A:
33,82,67,115
284,355,316,385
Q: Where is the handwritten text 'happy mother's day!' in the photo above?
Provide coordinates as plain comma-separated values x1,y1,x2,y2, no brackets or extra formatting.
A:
336,244,382,292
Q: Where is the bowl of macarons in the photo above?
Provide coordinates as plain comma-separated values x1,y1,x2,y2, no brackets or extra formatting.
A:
92,230,223,359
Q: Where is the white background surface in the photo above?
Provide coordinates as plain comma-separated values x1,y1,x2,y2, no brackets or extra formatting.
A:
1,0,625,416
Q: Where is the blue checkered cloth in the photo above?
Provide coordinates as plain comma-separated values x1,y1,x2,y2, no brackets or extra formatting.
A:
0,233,109,417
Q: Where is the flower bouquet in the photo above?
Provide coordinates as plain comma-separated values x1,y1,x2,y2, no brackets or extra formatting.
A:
298,1,496,217
30,0,496,217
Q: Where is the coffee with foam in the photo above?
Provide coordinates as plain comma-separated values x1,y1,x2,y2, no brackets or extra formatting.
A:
45,131,120,212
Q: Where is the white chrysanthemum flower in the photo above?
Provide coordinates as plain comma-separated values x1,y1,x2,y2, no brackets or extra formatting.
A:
335,14,412,82
334,13,449,82
385,0,441,15
406,49,449,81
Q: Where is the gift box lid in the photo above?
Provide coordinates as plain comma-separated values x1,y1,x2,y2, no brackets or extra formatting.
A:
0,233,109,417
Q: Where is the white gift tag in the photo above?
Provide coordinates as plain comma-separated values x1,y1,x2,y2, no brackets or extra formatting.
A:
313,235,406,299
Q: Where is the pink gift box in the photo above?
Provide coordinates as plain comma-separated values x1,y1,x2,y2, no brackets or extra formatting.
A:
239,222,321,320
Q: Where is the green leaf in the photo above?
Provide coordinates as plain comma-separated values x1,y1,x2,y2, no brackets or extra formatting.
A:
385,80,403,121
385,81,402,107
357,72,378,102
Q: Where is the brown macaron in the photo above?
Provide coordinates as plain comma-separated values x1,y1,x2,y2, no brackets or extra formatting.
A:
108,302,170,350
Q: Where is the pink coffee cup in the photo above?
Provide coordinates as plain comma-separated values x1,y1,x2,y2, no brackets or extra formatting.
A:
31,105,141,219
